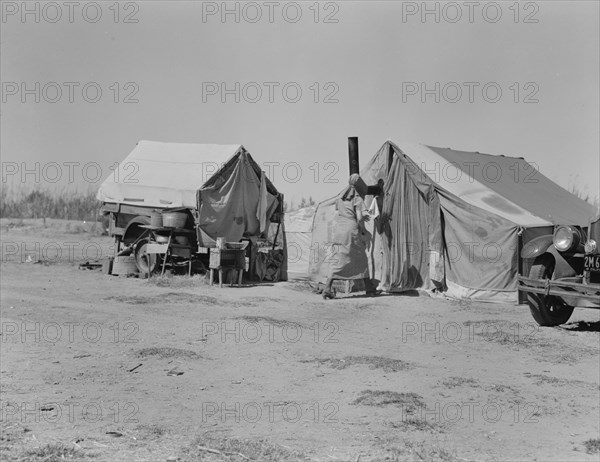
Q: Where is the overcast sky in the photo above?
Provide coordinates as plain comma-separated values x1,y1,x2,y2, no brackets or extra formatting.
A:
1,1,598,206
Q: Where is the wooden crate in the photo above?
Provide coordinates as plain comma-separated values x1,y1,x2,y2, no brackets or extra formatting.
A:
209,248,245,269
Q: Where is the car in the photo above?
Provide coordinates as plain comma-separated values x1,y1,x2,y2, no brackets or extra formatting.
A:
518,214,600,326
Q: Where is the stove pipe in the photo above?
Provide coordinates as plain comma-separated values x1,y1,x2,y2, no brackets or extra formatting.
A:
348,137,360,176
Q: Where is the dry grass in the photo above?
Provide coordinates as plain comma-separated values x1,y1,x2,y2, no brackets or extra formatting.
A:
462,320,597,364
179,434,309,461
374,437,460,462
351,390,425,412
441,377,479,388
135,423,167,438
147,274,208,289
485,384,520,394
386,417,443,433
0,424,30,444
136,347,202,360
583,438,600,454
235,315,301,328
530,374,600,390
105,292,219,306
6,443,94,462
303,355,412,373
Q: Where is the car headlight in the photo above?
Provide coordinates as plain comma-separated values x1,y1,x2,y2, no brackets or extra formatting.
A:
553,225,580,252
584,239,597,254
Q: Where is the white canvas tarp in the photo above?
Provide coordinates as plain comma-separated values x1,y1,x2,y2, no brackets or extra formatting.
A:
97,140,282,244
97,140,243,209
285,206,316,278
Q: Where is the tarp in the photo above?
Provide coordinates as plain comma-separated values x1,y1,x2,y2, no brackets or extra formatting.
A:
310,140,596,302
97,141,244,209
97,139,283,245
285,206,316,278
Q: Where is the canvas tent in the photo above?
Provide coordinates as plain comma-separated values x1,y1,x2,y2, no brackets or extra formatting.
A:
97,140,286,276
310,140,596,302
285,206,316,279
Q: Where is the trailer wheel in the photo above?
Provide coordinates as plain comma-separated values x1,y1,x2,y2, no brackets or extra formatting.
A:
134,238,161,275
527,254,574,326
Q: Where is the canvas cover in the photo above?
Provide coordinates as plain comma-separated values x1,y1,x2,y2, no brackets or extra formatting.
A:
97,140,282,244
310,140,596,302
284,206,316,278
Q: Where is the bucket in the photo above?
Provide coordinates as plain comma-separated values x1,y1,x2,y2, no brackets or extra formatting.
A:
162,211,187,228
150,210,163,228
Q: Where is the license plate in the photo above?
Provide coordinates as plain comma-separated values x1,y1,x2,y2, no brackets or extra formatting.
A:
584,254,600,272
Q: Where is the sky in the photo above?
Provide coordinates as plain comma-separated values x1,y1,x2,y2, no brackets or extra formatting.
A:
1,1,599,207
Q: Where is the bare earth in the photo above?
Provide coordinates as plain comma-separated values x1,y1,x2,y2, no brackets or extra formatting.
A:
1,220,599,461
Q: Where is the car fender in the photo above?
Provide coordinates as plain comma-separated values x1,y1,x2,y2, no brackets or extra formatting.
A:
521,235,554,260
522,235,577,279
544,246,578,279
123,216,151,244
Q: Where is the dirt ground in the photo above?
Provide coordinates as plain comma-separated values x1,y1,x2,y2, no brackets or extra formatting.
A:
1,219,599,462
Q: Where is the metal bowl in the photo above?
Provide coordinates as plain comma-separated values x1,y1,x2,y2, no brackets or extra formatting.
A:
155,235,169,244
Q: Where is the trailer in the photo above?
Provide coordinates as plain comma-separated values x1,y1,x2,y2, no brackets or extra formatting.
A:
97,140,286,280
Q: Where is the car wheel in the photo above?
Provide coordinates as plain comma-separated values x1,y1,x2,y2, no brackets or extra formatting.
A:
134,238,161,275
527,254,574,326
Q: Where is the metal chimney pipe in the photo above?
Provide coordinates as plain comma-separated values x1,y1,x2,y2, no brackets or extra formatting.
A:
348,137,360,175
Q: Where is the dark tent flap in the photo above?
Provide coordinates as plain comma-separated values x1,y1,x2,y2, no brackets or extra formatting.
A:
380,145,444,292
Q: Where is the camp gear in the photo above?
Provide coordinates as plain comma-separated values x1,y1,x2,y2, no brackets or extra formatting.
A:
97,141,286,279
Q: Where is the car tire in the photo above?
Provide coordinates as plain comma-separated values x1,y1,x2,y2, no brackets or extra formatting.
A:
134,238,161,275
527,254,574,326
